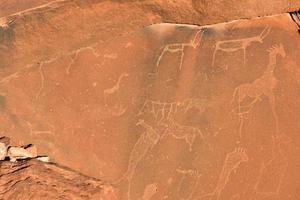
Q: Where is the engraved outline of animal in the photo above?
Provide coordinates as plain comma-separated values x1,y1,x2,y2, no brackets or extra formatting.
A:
199,148,249,200
212,26,271,69
176,168,202,200
231,44,286,138
253,134,291,197
161,120,204,152
115,119,160,200
103,73,130,116
138,98,209,125
156,29,205,70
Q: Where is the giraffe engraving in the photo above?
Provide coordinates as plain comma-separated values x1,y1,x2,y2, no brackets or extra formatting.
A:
231,44,286,138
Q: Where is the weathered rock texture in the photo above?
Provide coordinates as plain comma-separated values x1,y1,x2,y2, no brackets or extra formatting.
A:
0,159,117,199
0,0,300,200
1,0,300,23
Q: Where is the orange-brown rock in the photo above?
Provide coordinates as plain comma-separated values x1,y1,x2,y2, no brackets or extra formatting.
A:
0,159,118,199
0,0,300,200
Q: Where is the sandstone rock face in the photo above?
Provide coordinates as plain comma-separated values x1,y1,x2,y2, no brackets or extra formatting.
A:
0,0,300,200
0,160,117,199
0,0,53,17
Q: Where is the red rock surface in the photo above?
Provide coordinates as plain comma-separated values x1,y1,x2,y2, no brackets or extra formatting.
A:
0,0,53,17
0,159,117,199
0,0,300,200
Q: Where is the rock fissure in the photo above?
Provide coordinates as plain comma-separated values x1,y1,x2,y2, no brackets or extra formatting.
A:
289,10,300,31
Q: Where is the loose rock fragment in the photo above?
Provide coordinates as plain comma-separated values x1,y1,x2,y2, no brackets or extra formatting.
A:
0,142,8,160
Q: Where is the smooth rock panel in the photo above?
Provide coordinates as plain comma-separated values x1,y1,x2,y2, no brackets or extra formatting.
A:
1,12,300,199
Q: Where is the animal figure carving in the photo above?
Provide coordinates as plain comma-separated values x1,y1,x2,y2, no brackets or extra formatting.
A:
116,119,160,200
231,44,286,138
103,73,129,116
253,134,291,197
162,120,203,152
199,148,249,200
176,168,201,200
138,98,209,125
157,29,205,70
212,26,271,69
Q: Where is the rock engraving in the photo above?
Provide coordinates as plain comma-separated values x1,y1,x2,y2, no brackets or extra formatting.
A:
199,148,249,200
231,44,286,138
212,26,271,69
157,30,205,71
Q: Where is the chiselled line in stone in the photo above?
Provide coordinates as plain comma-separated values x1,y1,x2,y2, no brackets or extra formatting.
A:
199,148,249,200
36,63,45,100
138,98,209,124
0,71,22,85
176,168,201,200
253,134,291,197
212,26,271,69
138,100,180,124
162,120,203,152
35,56,60,100
103,73,129,116
231,44,286,138
0,45,100,89
116,119,160,200
0,64,36,86
0,0,67,20
142,183,158,200
26,121,55,137
66,46,100,74
156,29,205,71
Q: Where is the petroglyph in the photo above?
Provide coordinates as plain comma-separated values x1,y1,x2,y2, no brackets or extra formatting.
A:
162,120,203,152
0,62,44,86
142,183,158,200
176,168,201,200
36,63,45,100
231,44,286,138
199,148,249,200
103,73,129,116
26,121,55,137
254,134,291,197
116,119,160,200
138,98,208,124
212,26,271,69
0,67,30,86
35,56,61,100
138,100,180,124
66,46,100,74
156,29,205,70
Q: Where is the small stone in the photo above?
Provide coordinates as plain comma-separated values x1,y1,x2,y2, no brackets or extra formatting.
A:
36,156,50,162
7,146,35,162
24,144,38,157
0,142,8,160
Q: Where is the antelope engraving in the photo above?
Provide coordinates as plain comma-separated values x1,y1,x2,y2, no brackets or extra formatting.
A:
157,30,205,71
212,26,271,69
